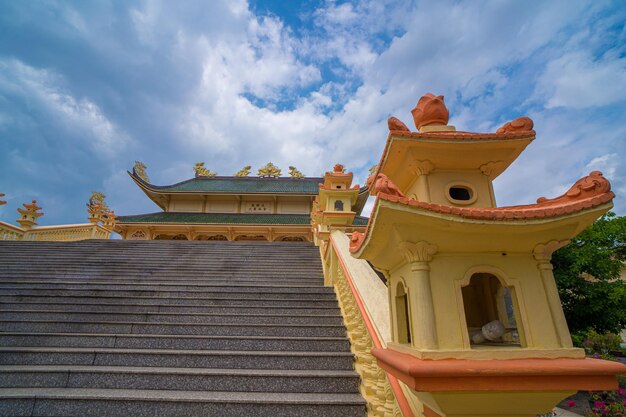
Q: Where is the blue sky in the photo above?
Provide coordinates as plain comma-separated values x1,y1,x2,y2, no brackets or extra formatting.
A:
0,0,625,226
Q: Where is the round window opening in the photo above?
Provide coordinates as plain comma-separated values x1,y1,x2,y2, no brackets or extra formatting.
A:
449,186,472,201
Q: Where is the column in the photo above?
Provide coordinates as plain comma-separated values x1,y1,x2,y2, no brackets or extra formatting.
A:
399,241,439,350
533,241,573,347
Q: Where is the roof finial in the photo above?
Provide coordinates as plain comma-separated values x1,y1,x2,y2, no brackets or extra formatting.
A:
87,191,109,224
194,162,217,178
235,166,251,177
411,93,450,131
133,161,150,182
496,116,534,134
288,166,304,178
258,162,281,178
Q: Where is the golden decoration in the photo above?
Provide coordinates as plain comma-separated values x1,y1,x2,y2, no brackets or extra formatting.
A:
235,166,251,177
133,161,150,183
288,166,304,178
87,192,109,224
194,162,217,178
258,162,282,177
333,265,400,416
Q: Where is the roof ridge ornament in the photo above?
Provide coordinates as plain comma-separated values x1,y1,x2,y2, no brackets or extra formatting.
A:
234,166,251,177
133,161,150,183
289,166,304,178
194,162,217,178
0,193,6,206
496,116,534,134
87,191,109,224
258,162,281,178
411,93,449,130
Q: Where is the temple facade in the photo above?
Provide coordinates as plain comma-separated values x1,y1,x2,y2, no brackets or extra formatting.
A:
115,162,369,242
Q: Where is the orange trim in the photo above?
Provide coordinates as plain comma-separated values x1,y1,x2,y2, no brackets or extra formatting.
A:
350,172,614,253
389,129,535,141
372,348,626,392
330,236,420,417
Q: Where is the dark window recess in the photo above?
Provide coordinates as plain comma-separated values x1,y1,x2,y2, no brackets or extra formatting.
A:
449,186,472,201
334,200,344,211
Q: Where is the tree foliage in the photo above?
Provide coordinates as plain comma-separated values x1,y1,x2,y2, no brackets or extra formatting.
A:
552,212,626,334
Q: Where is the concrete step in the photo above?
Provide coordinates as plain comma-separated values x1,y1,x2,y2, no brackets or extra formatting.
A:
0,347,355,370
0,288,337,298
0,310,345,325
0,388,366,417
0,295,340,307
0,320,347,337
0,239,364,416
0,282,331,291
0,302,341,315
0,365,360,393
0,333,350,351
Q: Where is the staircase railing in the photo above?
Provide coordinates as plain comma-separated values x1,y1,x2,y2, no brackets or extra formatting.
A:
22,224,111,241
0,221,24,241
323,230,417,417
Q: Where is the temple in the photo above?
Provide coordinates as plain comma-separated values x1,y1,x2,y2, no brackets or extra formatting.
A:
0,93,623,417
116,162,369,242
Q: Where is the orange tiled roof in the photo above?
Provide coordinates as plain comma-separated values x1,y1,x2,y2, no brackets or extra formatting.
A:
350,171,614,253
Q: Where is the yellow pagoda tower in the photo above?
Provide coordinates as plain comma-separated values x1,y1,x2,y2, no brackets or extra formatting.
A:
349,93,625,417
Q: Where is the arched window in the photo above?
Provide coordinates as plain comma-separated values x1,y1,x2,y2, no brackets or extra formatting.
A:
461,273,522,346
395,281,411,344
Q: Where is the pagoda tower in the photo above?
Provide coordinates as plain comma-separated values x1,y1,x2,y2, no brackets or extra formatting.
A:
350,93,625,417
16,200,43,229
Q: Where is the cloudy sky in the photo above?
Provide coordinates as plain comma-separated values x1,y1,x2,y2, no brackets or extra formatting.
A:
0,0,624,226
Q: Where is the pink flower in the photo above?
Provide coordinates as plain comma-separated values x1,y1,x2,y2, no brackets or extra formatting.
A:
567,400,576,407
618,387,626,396
593,401,606,409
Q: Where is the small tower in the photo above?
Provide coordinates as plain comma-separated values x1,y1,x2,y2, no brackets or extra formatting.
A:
17,200,43,229
313,164,359,244
87,192,108,224
350,93,625,417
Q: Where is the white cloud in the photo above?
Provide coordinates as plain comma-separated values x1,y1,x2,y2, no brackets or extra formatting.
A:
536,51,626,109
0,59,131,158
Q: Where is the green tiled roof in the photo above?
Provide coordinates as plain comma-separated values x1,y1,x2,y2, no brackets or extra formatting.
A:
118,212,369,226
138,175,325,194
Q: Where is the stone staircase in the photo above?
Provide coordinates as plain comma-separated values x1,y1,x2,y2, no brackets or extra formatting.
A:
0,240,365,417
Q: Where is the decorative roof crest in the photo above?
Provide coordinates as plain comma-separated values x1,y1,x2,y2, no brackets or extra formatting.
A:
133,161,150,183
234,166,251,177
387,117,410,132
258,162,281,177
289,166,304,178
333,164,346,174
366,173,405,198
194,162,217,178
411,93,449,130
537,171,611,204
369,164,378,176
0,193,6,206
87,191,109,223
496,116,534,134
